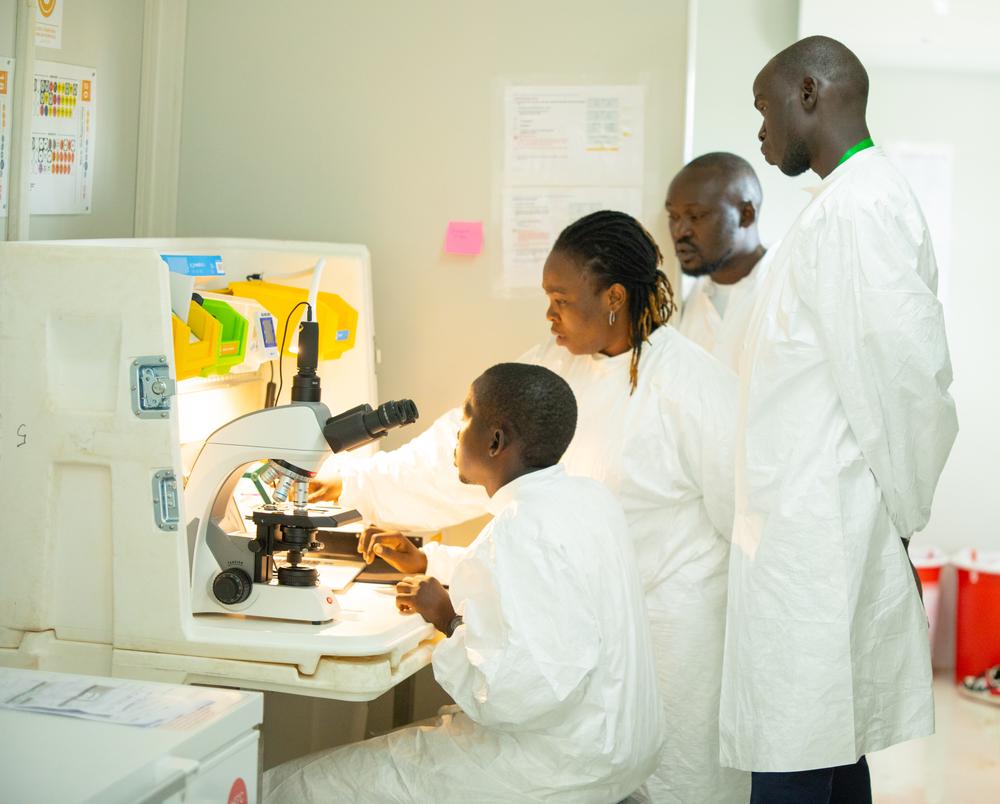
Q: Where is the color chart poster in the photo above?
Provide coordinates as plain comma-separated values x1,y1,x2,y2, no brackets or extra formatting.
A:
30,61,96,215
0,58,12,218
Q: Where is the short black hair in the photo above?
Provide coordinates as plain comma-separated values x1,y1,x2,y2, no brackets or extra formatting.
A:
472,363,577,469
681,151,763,211
771,35,869,106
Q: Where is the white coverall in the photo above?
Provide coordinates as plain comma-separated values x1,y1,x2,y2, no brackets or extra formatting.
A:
720,146,958,773
678,247,774,371
264,465,664,804
333,326,749,803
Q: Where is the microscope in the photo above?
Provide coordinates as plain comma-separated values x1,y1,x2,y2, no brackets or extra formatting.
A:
186,312,418,624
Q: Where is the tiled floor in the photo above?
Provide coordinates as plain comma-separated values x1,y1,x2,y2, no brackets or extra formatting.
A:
869,675,1000,803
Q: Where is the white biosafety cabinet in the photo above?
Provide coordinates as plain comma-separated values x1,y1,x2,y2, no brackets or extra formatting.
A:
0,239,435,702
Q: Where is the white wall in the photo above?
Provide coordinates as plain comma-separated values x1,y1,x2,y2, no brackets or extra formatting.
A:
800,0,1000,74
0,0,13,59
863,68,999,558
862,66,1000,669
175,0,690,452
688,0,808,246
0,0,12,52
0,0,144,241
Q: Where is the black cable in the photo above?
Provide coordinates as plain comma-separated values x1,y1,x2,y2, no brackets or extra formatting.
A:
275,300,312,406
264,359,276,408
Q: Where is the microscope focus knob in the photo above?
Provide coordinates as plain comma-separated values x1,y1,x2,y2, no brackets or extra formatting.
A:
213,568,252,605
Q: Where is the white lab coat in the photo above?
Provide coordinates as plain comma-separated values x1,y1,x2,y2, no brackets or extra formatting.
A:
263,465,664,804
678,248,774,371
335,326,749,803
720,147,958,773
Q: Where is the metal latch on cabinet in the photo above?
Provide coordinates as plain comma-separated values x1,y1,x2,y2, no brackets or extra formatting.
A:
152,469,180,531
130,355,176,418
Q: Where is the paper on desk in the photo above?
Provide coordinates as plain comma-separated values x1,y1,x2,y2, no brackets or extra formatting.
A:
316,561,364,591
0,669,216,728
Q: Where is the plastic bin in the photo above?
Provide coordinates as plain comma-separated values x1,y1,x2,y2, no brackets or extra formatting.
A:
199,298,248,376
953,548,1000,683
911,545,947,657
171,301,223,381
198,292,279,374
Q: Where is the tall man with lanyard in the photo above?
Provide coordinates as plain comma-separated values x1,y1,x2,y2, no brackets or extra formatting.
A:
720,36,958,803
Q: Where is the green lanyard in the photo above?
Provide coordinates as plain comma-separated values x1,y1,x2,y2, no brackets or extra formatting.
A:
837,137,874,166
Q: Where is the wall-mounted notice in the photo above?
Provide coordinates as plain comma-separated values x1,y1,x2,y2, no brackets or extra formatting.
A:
502,85,645,289
35,0,64,50
0,58,12,218
505,85,644,187
30,61,96,215
502,186,642,290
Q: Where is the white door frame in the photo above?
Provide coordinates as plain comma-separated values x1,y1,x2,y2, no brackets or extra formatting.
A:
134,0,188,237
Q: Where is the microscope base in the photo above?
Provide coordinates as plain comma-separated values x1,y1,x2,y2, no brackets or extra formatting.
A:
195,581,340,623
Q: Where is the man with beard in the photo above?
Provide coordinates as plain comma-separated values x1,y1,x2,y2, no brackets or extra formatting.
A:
666,152,772,370
719,35,958,803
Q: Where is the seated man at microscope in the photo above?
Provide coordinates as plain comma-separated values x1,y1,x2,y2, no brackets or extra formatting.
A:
264,363,664,804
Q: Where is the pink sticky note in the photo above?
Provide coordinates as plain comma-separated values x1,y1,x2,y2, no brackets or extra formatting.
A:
445,221,484,255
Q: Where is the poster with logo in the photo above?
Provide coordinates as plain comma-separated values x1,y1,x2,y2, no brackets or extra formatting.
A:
35,0,64,50
0,58,12,218
30,61,96,215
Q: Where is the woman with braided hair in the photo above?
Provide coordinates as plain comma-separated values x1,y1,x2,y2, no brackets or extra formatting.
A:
543,210,676,392
528,210,748,803
308,211,746,803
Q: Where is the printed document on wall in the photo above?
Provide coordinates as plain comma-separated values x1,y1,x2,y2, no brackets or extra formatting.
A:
505,85,644,187
501,85,646,290
29,61,97,215
0,58,12,218
502,187,642,290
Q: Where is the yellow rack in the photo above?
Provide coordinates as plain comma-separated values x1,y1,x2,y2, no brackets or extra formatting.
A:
226,281,358,361
170,301,223,380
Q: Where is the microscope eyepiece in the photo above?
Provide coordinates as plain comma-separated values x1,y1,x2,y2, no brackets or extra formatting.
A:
372,399,419,430
323,399,419,453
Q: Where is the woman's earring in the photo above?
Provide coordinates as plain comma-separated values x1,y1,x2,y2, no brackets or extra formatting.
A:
609,310,617,327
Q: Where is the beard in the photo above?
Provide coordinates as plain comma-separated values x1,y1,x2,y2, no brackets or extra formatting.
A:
681,256,726,278
780,134,812,176
679,245,734,278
